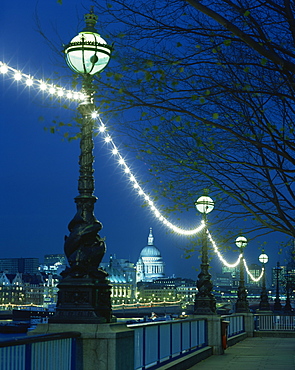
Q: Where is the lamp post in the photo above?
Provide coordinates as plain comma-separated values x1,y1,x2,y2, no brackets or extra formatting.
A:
284,273,292,312
52,9,114,323
194,191,216,314
235,236,250,313
258,250,270,311
273,262,282,312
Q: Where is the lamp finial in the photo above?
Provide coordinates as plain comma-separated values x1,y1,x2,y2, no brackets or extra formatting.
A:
84,7,98,31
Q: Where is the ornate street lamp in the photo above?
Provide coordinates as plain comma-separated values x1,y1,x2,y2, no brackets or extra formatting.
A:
258,250,270,311
273,262,282,312
194,190,216,314
52,9,113,323
235,236,250,313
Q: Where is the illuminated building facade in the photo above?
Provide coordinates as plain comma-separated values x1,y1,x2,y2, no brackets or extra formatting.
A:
39,254,67,275
137,277,196,306
100,256,137,304
0,272,45,307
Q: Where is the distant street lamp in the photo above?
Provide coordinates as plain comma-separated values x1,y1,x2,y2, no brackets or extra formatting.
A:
52,9,113,323
273,262,282,312
258,250,270,311
194,190,216,314
235,236,250,313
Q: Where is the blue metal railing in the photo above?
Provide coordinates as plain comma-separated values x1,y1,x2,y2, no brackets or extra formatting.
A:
127,318,207,370
254,314,295,331
222,314,245,338
0,332,80,370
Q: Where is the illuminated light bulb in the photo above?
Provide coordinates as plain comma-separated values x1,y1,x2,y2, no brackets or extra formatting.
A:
119,158,125,165
91,112,98,119
148,200,154,206
0,64,8,73
25,78,33,86
99,125,106,132
130,175,136,182
133,183,139,189
104,136,111,143
112,148,118,155
57,89,64,97
14,72,22,81
145,195,150,201
78,93,85,100
73,92,79,100
124,167,130,174
153,209,160,217
49,86,55,94
138,189,144,195
66,92,73,99
39,82,47,91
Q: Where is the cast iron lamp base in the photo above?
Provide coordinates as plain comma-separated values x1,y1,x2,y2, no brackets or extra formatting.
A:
51,273,115,323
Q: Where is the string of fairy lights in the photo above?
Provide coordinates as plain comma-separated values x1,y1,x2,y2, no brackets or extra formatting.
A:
0,60,264,282
0,61,85,101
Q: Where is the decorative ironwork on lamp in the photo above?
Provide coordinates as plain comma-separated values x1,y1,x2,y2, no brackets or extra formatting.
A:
258,250,270,311
235,236,250,313
274,262,282,312
194,190,216,315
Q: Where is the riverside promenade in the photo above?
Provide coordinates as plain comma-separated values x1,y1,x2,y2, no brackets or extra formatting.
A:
188,336,295,370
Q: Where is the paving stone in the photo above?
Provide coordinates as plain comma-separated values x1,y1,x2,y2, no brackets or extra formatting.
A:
188,337,295,370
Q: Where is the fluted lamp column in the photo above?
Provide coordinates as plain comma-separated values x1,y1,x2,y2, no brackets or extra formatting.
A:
258,250,270,311
235,236,250,313
284,273,293,312
194,191,216,314
51,8,114,323
273,262,282,312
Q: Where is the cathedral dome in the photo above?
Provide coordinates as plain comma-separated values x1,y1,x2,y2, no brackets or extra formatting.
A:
140,245,161,257
136,228,165,283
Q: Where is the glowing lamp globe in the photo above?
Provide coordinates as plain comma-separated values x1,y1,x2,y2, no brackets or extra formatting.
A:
235,236,248,249
64,10,112,75
195,195,214,214
259,253,268,264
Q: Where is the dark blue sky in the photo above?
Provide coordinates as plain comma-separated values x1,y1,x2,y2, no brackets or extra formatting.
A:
0,1,288,282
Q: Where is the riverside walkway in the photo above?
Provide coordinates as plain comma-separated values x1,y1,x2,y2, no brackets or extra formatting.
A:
188,337,295,370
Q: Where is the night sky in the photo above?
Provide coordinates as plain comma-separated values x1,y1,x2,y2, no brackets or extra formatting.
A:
0,1,288,282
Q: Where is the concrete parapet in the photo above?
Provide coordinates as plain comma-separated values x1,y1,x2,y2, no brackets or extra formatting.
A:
241,312,254,337
30,322,134,370
192,314,224,355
